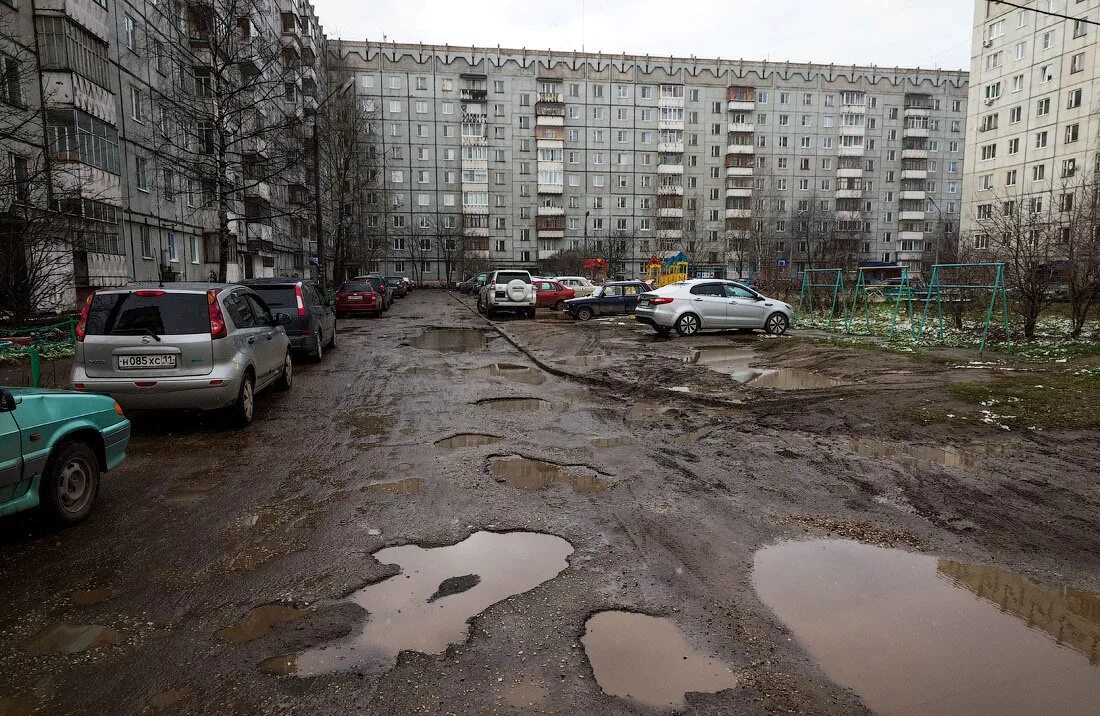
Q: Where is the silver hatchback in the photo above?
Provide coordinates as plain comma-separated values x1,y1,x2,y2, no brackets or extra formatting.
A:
71,284,293,425
634,279,795,337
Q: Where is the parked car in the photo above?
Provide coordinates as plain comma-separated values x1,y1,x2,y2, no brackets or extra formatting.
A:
386,276,409,298
401,277,415,292
0,387,129,524
563,280,651,321
241,278,336,362
634,279,795,337
534,279,576,310
335,280,383,318
554,276,597,297
477,270,537,318
458,273,489,294
354,276,394,310
71,284,293,426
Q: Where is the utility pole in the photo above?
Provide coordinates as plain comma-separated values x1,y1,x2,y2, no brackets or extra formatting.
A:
312,118,325,290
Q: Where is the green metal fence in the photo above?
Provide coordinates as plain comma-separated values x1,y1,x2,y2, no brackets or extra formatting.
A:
0,318,78,388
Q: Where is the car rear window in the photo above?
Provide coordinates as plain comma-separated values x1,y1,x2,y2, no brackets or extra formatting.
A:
246,286,297,308
386,278,402,285
366,278,385,290
495,272,531,284
340,282,373,292
86,292,209,336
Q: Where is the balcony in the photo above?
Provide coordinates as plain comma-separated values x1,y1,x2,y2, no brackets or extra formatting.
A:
839,125,865,136
537,91,564,104
837,167,864,179
835,211,862,221
657,164,684,174
245,223,274,251
462,204,489,214
726,144,754,155
657,208,683,218
842,103,867,114
657,141,684,153
901,149,929,160
900,190,927,200
535,115,564,127
536,217,565,231
460,88,488,101
537,205,564,216
460,135,487,147
834,189,863,199
898,231,925,242
899,210,926,221
728,122,754,133
658,119,685,131
838,145,865,157
904,126,930,138
41,71,117,124
36,0,111,40
725,188,752,198
537,229,564,239
657,185,684,195
901,169,928,180
537,183,563,194
727,99,754,112
724,209,752,220
463,226,490,237
656,229,683,240
244,180,272,202
658,96,685,109
725,166,754,177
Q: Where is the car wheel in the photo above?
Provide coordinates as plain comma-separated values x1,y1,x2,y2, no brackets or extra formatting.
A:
311,330,324,362
675,313,701,336
275,352,293,391
326,327,337,350
41,440,99,525
230,372,255,427
765,312,790,335
576,306,594,321
553,300,565,312
654,325,672,337
477,298,487,315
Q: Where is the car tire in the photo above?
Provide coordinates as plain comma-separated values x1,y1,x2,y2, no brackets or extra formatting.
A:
553,300,565,312
230,372,256,427
765,312,790,335
311,330,324,362
275,352,293,391
477,297,487,315
576,306,594,321
675,313,701,336
326,328,337,350
41,440,99,525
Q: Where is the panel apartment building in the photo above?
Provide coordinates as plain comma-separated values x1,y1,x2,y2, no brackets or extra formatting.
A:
332,43,969,281
1,0,325,312
962,0,1099,247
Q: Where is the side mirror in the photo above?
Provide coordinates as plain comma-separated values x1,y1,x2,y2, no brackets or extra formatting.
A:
0,389,15,412
754,295,766,302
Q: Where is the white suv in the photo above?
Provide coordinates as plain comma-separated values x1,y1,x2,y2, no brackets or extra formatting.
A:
477,270,537,319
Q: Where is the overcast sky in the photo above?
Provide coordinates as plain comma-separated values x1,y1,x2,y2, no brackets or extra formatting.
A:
313,0,975,71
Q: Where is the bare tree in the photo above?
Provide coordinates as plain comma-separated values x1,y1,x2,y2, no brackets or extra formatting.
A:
539,247,584,278
1055,152,1100,338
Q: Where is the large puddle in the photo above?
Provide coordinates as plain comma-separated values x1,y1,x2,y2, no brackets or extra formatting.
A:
489,456,610,493
688,347,843,389
410,328,488,352
435,433,501,449
582,611,739,709
847,437,1011,471
21,624,123,655
260,531,572,675
475,397,550,412
469,363,546,385
216,604,308,645
752,539,1100,715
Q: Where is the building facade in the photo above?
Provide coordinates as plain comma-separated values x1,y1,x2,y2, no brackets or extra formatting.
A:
962,0,1099,249
332,43,969,281
1,0,325,314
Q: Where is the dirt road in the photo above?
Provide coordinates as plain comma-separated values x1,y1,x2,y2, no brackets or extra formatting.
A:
2,291,1098,715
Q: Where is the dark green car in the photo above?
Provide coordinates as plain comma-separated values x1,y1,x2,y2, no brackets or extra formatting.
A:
0,387,130,524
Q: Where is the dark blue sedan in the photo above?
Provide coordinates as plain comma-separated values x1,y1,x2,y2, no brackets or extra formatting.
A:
564,281,652,321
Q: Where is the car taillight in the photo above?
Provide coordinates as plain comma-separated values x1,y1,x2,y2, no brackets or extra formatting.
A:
75,294,93,341
114,402,124,416
648,296,674,305
294,284,306,317
207,289,227,339
133,289,166,297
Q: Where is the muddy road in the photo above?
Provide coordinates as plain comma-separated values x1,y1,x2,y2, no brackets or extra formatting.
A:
2,291,1098,715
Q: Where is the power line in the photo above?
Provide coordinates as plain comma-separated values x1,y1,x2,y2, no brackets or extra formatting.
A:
989,0,1100,27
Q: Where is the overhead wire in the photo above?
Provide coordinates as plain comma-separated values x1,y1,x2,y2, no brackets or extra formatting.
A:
988,0,1100,27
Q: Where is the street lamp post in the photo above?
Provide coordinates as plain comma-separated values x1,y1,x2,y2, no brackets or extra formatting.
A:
583,210,590,276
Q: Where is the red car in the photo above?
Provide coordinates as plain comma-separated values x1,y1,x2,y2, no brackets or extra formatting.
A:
534,279,576,310
335,280,382,318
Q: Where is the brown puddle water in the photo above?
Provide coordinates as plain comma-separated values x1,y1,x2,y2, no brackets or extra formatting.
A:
410,328,488,352
70,587,110,606
688,346,843,389
216,604,308,645
582,611,739,709
489,456,610,493
261,531,572,675
476,397,549,412
752,539,1100,716
362,478,425,495
435,433,501,449
0,693,39,716
21,624,123,655
146,688,192,710
847,437,1010,471
470,363,546,385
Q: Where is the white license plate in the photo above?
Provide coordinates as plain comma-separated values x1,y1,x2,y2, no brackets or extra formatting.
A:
347,295,363,301
117,354,177,369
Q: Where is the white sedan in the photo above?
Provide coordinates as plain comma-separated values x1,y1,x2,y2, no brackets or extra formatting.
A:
553,276,597,297
634,279,795,337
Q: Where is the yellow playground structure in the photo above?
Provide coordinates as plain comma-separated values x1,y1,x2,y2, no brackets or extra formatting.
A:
645,252,690,288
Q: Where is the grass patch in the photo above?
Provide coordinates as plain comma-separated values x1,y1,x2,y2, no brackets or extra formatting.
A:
947,374,1100,430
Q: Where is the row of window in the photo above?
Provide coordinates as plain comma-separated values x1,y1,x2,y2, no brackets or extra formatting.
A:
979,121,1083,162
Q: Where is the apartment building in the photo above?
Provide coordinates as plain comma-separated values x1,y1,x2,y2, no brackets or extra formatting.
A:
1,0,324,312
962,0,1099,247
332,43,969,281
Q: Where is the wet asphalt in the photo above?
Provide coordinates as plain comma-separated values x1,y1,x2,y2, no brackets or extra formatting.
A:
1,291,1098,716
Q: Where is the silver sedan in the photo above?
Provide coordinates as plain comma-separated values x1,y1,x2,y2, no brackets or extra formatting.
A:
634,279,795,337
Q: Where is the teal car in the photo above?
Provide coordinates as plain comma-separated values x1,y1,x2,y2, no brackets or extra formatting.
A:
0,387,130,524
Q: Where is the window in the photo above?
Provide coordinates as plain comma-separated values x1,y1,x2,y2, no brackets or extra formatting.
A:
984,82,1001,100
1062,158,1077,177
980,144,996,161
167,233,178,263
1037,97,1050,116
1035,131,1048,148
1067,88,1083,108
1070,53,1085,73
47,109,120,173
1032,164,1046,182
135,156,149,191
124,15,136,51
35,17,112,90
1073,20,1087,39
1009,106,1022,123
1065,123,1079,144
1006,169,1017,186
1012,74,1024,93
1040,65,1053,83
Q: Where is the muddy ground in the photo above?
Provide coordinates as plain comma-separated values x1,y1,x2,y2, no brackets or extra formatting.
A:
1,291,1098,715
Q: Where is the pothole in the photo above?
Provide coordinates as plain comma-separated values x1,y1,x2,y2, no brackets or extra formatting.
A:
259,531,572,675
847,437,1012,471
21,624,123,656
216,604,308,645
340,413,390,438
688,346,843,389
146,688,192,710
470,363,546,385
752,539,1100,716
362,478,425,495
0,693,40,716
409,328,489,352
488,456,610,493
582,611,739,709
164,478,219,506
554,356,604,367
70,587,110,606
475,397,550,412
435,433,502,449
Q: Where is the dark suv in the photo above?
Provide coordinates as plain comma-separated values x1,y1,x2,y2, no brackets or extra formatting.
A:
241,278,336,362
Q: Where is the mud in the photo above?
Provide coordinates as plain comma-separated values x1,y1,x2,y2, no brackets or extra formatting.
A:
469,363,546,385
70,587,110,606
582,610,740,709
0,693,39,716
591,436,634,448
216,604,308,645
434,433,501,448
409,328,488,352
488,456,610,493
752,539,1100,715
21,624,123,656
688,345,844,389
847,436,1011,471
475,397,550,411
362,478,425,494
